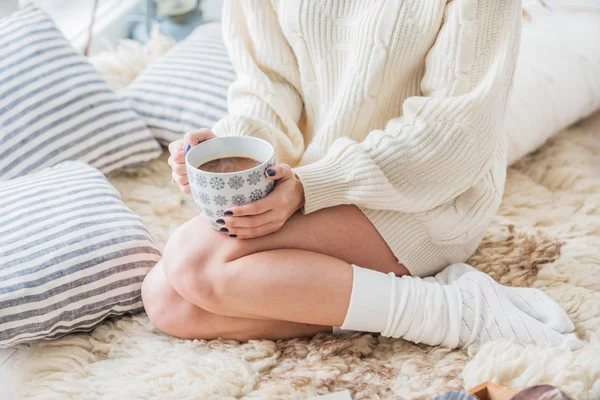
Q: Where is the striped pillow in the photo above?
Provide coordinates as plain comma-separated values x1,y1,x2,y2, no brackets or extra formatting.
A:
0,6,162,181
0,161,161,347
121,23,235,145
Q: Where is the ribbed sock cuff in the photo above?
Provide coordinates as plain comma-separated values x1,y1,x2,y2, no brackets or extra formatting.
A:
339,265,393,333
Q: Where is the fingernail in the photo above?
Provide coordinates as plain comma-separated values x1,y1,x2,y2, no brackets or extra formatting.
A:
267,169,276,177
224,211,233,216
216,219,225,224
219,227,229,233
184,144,191,155
229,234,237,238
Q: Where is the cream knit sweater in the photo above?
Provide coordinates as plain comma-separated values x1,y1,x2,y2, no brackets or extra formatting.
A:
213,0,521,276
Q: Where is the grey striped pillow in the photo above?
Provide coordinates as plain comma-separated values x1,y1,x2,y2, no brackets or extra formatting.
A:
121,23,235,145
0,6,162,181
0,161,161,347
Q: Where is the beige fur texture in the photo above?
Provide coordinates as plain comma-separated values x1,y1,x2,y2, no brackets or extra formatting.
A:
6,39,600,399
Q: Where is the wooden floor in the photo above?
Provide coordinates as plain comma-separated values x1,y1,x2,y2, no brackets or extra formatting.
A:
0,348,18,400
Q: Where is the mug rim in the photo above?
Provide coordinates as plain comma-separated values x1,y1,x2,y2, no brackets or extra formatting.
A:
185,136,275,177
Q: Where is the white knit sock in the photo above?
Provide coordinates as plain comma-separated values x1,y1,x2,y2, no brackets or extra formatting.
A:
426,264,575,334
340,264,574,348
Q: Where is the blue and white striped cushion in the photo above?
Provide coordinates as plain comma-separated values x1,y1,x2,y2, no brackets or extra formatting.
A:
0,161,161,347
0,6,162,181
121,23,235,145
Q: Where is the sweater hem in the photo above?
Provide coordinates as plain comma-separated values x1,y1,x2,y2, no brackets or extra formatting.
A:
358,207,483,277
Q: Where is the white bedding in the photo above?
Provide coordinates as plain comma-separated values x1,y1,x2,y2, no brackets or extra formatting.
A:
506,4,600,164
542,0,600,12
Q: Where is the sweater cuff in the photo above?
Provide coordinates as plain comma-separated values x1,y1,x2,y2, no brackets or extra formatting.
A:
293,155,349,214
212,116,254,138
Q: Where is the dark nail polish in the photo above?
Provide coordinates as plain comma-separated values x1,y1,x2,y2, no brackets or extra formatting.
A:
219,227,229,233
229,234,237,238
267,168,276,176
184,144,191,155
224,211,233,216
216,219,225,224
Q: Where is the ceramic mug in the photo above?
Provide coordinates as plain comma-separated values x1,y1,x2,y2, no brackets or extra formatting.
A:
185,136,276,230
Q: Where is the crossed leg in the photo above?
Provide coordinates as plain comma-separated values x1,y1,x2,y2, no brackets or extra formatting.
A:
142,205,408,341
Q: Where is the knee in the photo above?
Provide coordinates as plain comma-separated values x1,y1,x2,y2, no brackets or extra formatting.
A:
142,264,221,339
161,218,241,314
141,264,184,337
162,217,217,292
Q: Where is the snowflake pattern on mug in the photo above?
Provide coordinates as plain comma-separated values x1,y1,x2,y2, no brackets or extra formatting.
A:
247,170,262,186
215,209,225,218
228,175,244,190
210,177,225,190
249,189,264,202
198,192,211,205
213,195,227,207
204,208,214,218
232,194,247,206
194,173,208,188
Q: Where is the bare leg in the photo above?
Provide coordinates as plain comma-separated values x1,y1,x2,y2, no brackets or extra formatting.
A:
145,205,573,347
142,262,327,340
143,205,408,339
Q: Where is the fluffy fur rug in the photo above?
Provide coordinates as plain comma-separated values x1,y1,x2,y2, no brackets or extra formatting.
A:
7,37,600,400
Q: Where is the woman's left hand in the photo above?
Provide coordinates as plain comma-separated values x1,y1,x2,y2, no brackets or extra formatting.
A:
217,164,305,239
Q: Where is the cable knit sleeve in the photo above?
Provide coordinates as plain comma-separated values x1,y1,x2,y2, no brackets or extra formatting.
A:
294,0,521,215
211,0,305,166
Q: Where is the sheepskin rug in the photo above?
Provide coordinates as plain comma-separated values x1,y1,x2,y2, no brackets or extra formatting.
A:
7,39,600,400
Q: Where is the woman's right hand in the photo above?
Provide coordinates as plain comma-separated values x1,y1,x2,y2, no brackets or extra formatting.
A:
168,128,216,194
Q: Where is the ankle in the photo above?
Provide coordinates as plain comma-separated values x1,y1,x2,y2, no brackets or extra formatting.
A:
339,265,393,333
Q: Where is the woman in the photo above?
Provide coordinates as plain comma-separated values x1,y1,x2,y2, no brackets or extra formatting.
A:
142,0,574,348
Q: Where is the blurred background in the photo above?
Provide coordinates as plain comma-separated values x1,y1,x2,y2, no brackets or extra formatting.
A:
1,0,599,56
0,0,224,54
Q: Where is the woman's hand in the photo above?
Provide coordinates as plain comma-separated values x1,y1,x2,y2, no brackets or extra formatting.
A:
217,164,305,239
168,129,216,194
